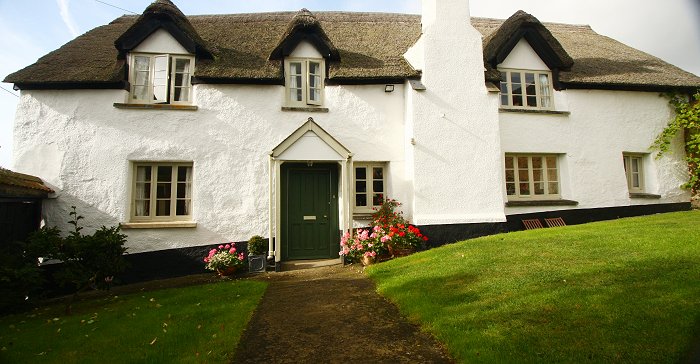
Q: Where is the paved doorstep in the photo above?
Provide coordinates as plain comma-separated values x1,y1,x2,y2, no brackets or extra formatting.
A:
233,264,453,363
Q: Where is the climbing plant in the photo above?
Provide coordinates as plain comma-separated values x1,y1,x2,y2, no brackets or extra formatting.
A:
652,91,700,195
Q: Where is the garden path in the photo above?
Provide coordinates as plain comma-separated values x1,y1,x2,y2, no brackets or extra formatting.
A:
233,264,453,363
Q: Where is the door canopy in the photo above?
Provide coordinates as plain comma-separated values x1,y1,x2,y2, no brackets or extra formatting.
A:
272,117,352,161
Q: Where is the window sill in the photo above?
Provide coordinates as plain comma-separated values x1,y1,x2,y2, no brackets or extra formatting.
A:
121,221,197,229
499,108,570,116
629,193,661,199
281,106,329,113
352,213,374,220
114,103,198,111
505,199,579,207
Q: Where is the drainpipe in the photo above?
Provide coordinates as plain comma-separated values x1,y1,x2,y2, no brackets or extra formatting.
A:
268,154,275,259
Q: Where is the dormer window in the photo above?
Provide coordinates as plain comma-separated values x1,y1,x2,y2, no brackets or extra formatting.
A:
285,58,324,107
499,69,553,110
129,53,194,105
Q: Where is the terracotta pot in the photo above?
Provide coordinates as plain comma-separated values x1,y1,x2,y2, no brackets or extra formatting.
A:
360,255,376,266
388,245,414,258
217,266,237,276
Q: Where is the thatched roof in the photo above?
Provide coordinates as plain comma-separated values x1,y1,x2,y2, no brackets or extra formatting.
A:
473,16,700,92
115,0,212,60
483,10,573,84
269,9,340,62
0,168,53,198
4,6,700,91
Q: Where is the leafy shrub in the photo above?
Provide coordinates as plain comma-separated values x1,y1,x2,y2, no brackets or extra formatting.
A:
0,238,45,313
247,235,266,255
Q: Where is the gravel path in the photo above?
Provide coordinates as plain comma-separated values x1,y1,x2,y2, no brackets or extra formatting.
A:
232,264,453,363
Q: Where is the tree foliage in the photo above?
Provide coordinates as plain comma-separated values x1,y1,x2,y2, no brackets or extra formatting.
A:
652,92,700,194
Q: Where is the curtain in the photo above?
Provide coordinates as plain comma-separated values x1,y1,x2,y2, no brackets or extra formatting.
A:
539,74,551,108
184,166,192,215
135,166,148,216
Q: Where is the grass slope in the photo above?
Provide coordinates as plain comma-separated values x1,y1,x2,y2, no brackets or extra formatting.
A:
0,279,267,363
367,211,700,363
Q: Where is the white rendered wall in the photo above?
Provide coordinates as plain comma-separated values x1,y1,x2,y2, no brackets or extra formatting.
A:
408,0,505,224
289,41,322,58
499,39,549,71
133,29,188,54
12,83,410,253
500,89,690,215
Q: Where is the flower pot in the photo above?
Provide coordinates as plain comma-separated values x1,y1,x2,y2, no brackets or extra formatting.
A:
388,245,414,258
361,255,376,266
216,266,237,276
248,254,267,273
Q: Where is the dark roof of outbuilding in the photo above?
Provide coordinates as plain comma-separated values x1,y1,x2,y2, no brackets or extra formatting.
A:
0,168,54,198
4,8,700,91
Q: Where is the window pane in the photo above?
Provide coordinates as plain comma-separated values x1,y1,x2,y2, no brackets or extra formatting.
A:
373,167,383,179
512,94,523,106
177,183,187,198
525,73,535,84
632,174,640,188
631,158,640,173
505,157,514,169
136,166,151,182
175,58,190,74
546,156,557,168
173,87,190,102
534,181,545,195
176,199,190,216
532,169,543,182
356,181,366,193
519,183,530,195
372,194,384,206
531,157,542,169
510,72,521,84
548,182,559,194
156,200,170,216
356,194,367,207
157,183,171,198
547,169,558,181
505,170,514,183
157,166,172,182
518,170,530,182
506,182,516,195
135,200,150,216
526,95,537,107
153,56,168,103
355,167,366,180
373,181,383,193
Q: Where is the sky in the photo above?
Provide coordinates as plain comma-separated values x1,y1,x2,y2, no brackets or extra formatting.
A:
1,0,699,169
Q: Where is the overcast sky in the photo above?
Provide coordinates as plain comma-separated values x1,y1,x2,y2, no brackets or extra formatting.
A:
1,0,698,169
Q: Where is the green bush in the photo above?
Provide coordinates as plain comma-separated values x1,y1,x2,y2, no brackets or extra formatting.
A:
247,235,266,255
0,238,45,313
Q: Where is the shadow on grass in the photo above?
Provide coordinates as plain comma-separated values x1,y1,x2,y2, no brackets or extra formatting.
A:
374,257,700,363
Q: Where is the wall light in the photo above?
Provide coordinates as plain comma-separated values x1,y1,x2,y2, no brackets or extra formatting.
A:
384,84,395,92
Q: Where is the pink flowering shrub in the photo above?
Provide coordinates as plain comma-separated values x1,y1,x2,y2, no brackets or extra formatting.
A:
339,228,387,262
203,243,246,271
340,198,429,263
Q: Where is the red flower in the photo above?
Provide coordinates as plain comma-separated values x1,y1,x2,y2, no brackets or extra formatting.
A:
398,231,406,237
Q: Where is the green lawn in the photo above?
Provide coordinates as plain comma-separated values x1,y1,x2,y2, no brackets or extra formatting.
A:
0,279,267,363
367,211,700,363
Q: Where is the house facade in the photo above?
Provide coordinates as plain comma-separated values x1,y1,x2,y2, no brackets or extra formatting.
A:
5,0,699,273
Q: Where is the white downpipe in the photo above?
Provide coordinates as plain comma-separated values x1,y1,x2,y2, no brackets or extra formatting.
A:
267,155,275,259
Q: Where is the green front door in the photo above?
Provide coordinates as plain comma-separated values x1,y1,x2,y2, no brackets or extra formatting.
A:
281,163,339,260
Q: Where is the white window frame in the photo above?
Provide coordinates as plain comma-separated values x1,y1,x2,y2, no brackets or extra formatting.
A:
284,58,325,107
499,69,554,110
130,162,193,222
353,163,387,214
128,53,194,105
623,153,645,193
505,154,561,200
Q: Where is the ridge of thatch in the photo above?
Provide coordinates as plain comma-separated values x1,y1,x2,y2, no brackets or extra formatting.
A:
483,10,574,83
473,16,700,91
4,9,700,92
269,8,340,61
0,168,54,198
114,0,212,60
